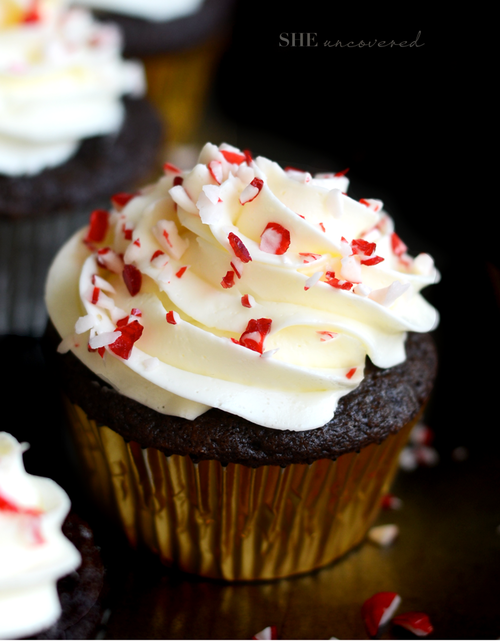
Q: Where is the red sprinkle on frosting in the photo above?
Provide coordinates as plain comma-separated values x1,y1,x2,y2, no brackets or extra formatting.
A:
221,270,235,289
228,232,252,263
238,318,272,354
220,149,246,164
123,264,142,296
176,266,188,278
346,367,357,379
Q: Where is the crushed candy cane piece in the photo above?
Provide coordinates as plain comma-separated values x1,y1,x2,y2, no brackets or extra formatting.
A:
75,314,96,334
346,367,357,379
241,294,255,308
304,271,323,290
221,270,235,289
176,266,188,278
230,258,244,278
108,320,143,360
340,255,362,283
169,184,199,215
325,271,354,291
299,252,322,264
392,612,433,637
163,162,182,174
92,274,115,294
84,209,109,243
260,222,291,255
381,494,403,510
111,192,136,211
96,247,124,274
369,281,410,307
122,264,142,296
240,177,264,205
252,626,277,640
228,232,252,263
208,160,223,184
166,311,180,325
361,592,401,637
391,232,408,256
220,148,246,164
354,283,371,297
152,220,188,260
368,524,399,547
88,331,121,351
238,318,272,354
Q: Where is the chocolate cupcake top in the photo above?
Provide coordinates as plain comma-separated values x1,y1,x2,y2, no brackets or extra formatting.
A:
46,143,439,435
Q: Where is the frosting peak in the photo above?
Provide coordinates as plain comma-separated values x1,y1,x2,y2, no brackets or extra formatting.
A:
46,143,439,430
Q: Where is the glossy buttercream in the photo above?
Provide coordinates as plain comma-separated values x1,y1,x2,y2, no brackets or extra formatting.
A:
46,143,439,430
72,0,204,22
0,432,81,640
0,0,145,176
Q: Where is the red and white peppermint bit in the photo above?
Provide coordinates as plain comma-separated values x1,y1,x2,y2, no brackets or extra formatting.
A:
238,318,272,354
392,612,433,636
240,177,264,205
221,270,235,289
299,252,322,264
96,247,124,274
88,330,121,351
319,222,326,233
176,266,188,278
335,167,349,177
169,184,199,215
228,232,252,263
230,258,243,278
111,192,136,211
173,176,184,187
260,222,291,255
353,283,371,297
391,232,408,256
208,160,223,184
122,264,142,296
252,626,277,640
316,330,338,342
359,198,371,208
241,294,255,308
261,348,279,359
87,343,105,358
163,162,182,175
367,524,399,547
220,148,246,164
121,223,134,241
381,494,403,510
285,167,312,183
130,307,142,318
166,310,180,325
108,319,143,360
304,271,323,290
410,423,434,446
325,271,354,291
153,220,188,260
151,250,168,268
361,592,401,638
92,274,115,294
84,209,109,243
346,367,357,379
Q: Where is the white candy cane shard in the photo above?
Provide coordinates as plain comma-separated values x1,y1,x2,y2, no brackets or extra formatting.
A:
412,253,435,276
123,241,142,264
304,271,323,290
153,220,188,260
197,188,224,224
143,357,160,371
208,160,223,185
75,314,97,334
88,331,121,350
96,247,124,274
354,283,371,297
368,524,399,547
168,184,199,214
240,178,263,205
325,188,344,218
369,281,410,307
252,626,277,640
92,275,115,294
286,168,312,183
340,255,362,283
261,348,279,359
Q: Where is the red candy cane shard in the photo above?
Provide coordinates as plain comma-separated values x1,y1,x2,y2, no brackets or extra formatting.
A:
91,287,100,305
326,272,354,291
351,238,376,256
241,294,254,308
220,149,246,164
392,612,433,637
123,264,142,296
111,192,136,210
361,592,401,638
108,320,143,360
208,160,223,185
228,232,252,263
361,255,384,266
166,311,179,325
176,266,188,278
334,167,349,176
163,162,182,174
240,177,264,205
260,222,291,255
238,318,272,354
151,250,165,262
359,198,371,207
221,270,235,289
391,232,408,256
84,209,109,243
346,367,357,379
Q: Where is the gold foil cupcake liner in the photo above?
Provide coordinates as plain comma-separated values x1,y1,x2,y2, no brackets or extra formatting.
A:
64,397,415,581
141,36,228,147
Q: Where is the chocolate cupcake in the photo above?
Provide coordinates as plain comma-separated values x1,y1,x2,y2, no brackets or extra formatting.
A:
45,142,439,581
72,0,237,147
0,433,105,640
0,0,162,336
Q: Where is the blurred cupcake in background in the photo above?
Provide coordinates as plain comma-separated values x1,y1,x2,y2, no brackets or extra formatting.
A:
0,0,163,336
71,0,237,153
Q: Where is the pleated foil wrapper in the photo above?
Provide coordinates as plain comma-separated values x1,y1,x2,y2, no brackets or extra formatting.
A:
63,396,416,581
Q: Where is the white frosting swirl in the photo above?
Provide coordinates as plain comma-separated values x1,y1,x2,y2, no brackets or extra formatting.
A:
0,0,145,176
71,0,204,23
46,142,439,431
0,432,81,640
